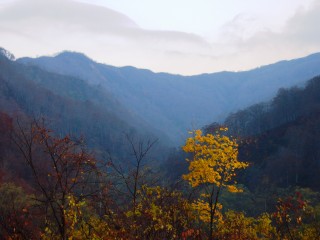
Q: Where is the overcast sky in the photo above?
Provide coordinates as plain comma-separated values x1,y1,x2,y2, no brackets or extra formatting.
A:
0,0,319,75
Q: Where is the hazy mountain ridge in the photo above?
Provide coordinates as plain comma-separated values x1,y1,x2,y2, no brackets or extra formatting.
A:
18,51,320,143
221,75,320,191
165,75,320,192
0,50,169,161
0,47,15,61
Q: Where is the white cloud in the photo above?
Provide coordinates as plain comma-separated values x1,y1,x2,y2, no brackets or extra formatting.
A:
0,0,213,74
0,0,319,75
217,0,320,71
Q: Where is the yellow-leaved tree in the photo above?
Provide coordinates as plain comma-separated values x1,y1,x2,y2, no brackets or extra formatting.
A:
182,128,249,239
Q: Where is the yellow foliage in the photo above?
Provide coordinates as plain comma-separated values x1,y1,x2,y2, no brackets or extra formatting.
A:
127,185,196,239
216,211,278,240
182,129,248,190
192,199,223,224
41,195,125,240
227,185,243,193
182,129,249,237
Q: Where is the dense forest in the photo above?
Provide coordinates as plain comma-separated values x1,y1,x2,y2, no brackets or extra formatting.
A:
161,76,320,239
1,47,320,239
18,49,320,144
223,76,320,191
1,111,320,239
0,48,169,163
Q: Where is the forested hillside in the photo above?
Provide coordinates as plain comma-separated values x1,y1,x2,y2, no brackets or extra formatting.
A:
19,50,320,143
159,75,320,239
218,76,320,191
1,47,320,239
1,111,320,239
0,49,168,161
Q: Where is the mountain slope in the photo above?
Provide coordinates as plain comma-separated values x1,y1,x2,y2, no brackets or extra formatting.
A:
0,50,167,161
18,51,320,143
214,75,320,191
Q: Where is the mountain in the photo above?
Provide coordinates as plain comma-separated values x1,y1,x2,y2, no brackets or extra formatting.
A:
0,47,15,61
164,75,320,192
0,49,167,161
18,51,320,143
210,75,320,191
197,73,320,198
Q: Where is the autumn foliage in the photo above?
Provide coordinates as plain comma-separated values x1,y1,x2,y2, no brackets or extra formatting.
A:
1,120,320,239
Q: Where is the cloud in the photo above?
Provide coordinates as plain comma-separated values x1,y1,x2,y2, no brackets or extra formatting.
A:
220,14,270,42
0,0,138,39
0,0,212,73
0,0,319,75
214,0,320,71
283,1,320,45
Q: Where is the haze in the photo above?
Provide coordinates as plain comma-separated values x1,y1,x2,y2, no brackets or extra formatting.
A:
0,0,319,75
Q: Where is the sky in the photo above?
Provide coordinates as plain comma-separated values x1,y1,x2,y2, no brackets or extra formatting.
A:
0,0,319,75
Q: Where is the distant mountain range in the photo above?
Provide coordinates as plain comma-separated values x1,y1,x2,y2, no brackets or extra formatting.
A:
0,48,168,163
1,47,320,146
17,50,320,143
226,75,320,191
